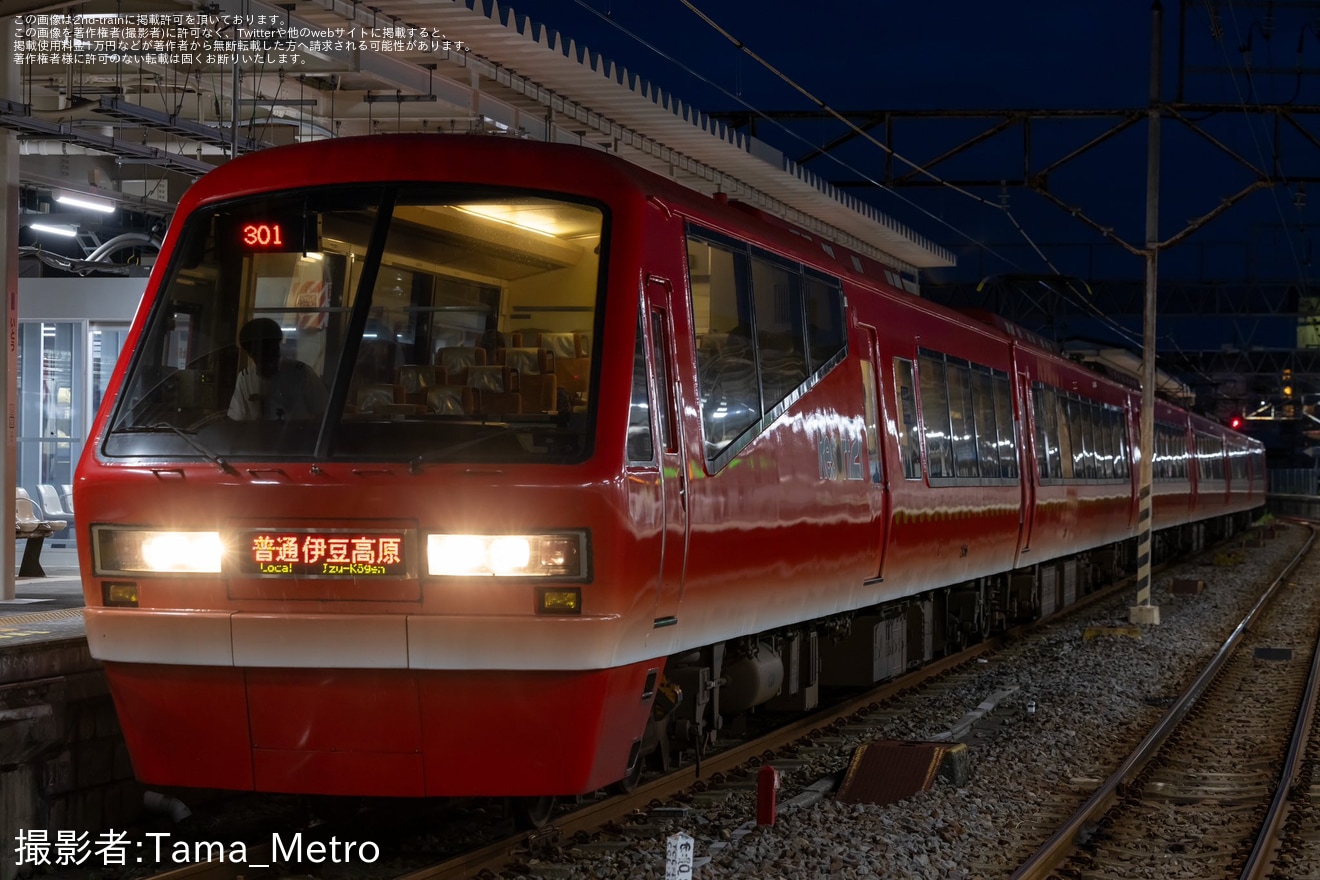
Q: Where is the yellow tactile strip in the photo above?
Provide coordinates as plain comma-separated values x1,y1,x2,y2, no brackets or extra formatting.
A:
0,607,84,628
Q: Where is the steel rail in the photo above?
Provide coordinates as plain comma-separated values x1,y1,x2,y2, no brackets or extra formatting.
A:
1011,525,1316,880
1241,543,1320,880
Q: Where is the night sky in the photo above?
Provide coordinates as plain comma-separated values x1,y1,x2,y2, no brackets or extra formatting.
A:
486,1,1320,288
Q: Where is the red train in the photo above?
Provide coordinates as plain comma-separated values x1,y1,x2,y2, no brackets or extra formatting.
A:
76,135,1264,816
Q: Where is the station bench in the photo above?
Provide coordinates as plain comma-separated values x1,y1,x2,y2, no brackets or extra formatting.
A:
15,489,66,577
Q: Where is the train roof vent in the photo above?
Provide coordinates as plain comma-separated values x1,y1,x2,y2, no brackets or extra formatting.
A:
956,309,1058,354
1062,344,1196,406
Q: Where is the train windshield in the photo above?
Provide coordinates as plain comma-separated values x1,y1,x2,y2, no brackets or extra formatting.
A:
103,186,604,464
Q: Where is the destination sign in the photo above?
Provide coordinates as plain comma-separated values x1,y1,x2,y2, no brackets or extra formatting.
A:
237,530,409,577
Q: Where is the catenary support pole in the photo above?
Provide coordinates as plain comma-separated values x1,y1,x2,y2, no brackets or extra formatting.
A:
1132,0,1163,626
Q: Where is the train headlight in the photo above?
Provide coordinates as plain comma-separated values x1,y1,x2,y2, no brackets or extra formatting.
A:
426,532,587,578
93,527,224,574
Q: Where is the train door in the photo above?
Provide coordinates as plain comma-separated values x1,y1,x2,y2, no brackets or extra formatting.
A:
1126,394,1140,530
643,276,689,626
1016,368,1037,560
858,325,889,583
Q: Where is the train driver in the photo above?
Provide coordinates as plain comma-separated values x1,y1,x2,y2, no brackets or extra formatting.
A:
228,317,330,421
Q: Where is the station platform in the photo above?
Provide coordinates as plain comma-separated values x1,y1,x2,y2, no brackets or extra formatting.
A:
0,544,85,651
0,542,146,875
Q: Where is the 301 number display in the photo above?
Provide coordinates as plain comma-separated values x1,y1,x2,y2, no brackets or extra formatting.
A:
241,223,285,248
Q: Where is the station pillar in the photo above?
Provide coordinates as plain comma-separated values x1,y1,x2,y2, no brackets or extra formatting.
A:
1,48,19,600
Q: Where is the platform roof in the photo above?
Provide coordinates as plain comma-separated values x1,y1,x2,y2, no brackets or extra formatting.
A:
6,0,953,274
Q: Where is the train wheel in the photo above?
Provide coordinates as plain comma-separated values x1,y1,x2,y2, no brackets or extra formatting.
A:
511,795,557,830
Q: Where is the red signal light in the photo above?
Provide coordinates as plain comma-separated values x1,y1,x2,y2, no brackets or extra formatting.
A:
1229,416,1243,430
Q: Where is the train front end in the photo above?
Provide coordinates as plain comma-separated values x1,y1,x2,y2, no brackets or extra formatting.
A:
76,137,660,799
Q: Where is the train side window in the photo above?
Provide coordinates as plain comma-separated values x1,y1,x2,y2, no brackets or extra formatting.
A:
1098,405,1113,479
750,254,808,408
1152,428,1163,481
650,309,675,454
1173,431,1182,480
992,373,1018,479
627,313,654,463
1116,410,1130,478
1156,427,1166,482
1232,446,1248,481
804,273,845,372
918,352,953,479
1097,408,1112,479
1033,385,1048,480
971,367,999,480
1169,425,1189,481
1056,394,1075,480
1077,401,1095,480
1110,408,1125,479
1165,426,1178,481
1154,425,1170,481
1094,407,1106,478
893,358,922,480
1037,385,1063,480
859,354,882,484
1084,402,1097,478
946,360,979,479
688,234,760,462
1097,408,1110,479
1201,435,1225,482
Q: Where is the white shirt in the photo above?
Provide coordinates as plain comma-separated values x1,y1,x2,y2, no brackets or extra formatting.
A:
228,359,329,421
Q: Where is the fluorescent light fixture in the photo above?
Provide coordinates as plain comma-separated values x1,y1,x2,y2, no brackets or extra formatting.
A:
56,192,115,213
29,223,79,238
455,204,563,237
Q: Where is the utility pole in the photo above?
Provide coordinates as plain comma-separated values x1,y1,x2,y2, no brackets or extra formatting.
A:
1131,0,1163,626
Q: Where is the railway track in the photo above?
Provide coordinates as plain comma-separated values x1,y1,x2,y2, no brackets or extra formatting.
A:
1013,523,1320,880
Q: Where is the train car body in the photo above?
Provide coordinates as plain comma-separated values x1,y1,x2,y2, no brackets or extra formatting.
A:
76,135,1266,801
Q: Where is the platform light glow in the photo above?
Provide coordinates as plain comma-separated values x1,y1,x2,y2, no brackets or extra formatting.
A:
29,223,78,238
55,193,115,213
427,532,586,577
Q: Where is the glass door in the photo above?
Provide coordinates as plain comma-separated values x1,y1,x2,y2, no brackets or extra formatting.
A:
16,320,131,541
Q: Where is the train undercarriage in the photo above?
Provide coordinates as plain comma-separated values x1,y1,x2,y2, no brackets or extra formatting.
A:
635,512,1257,794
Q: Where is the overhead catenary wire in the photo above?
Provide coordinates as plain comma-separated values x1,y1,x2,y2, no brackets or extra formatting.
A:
1215,0,1313,285
566,0,1050,278
671,0,1065,276
568,0,1141,345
